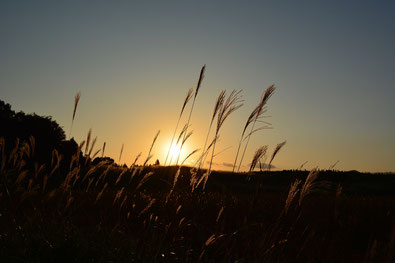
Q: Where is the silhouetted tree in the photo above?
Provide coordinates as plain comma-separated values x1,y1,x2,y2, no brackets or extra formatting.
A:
0,100,66,163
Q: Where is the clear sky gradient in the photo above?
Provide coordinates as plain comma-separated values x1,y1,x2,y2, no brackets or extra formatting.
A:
1,1,394,172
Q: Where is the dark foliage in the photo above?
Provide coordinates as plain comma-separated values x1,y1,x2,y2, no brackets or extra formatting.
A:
0,100,71,163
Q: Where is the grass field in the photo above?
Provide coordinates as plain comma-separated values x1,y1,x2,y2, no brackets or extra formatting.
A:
1,147,394,262
1,68,394,262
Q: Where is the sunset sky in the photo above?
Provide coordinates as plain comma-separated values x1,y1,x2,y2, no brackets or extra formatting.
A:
1,1,394,172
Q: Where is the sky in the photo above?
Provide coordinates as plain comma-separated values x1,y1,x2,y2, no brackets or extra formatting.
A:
1,0,394,172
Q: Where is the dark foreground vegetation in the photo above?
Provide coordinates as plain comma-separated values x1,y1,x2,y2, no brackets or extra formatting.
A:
1,139,395,262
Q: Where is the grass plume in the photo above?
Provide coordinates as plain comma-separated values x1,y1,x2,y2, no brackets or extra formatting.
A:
101,142,106,158
268,140,286,170
198,90,226,170
177,65,206,164
143,130,160,166
237,85,275,172
84,129,92,156
69,91,81,139
299,168,319,205
119,143,124,164
203,90,243,189
164,88,193,165
249,145,268,172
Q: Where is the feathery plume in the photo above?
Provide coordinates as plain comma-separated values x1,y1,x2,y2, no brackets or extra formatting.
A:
119,143,124,164
299,169,319,205
88,136,97,157
164,88,193,165
181,88,194,117
204,90,243,189
178,65,206,164
237,85,275,172
195,64,206,98
84,129,92,156
284,179,302,214
101,142,106,158
143,130,160,166
268,140,286,170
198,90,226,170
69,91,81,138
249,145,268,172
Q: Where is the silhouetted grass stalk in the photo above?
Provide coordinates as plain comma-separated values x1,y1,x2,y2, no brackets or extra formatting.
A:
143,130,160,166
233,99,261,172
204,90,242,189
176,65,205,165
84,129,92,156
198,90,225,170
249,145,268,172
119,143,124,164
69,92,81,139
268,140,286,170
168,124,189,165
166,148,199,203
101,142,106,158
237,85,275,172
164,88,193,165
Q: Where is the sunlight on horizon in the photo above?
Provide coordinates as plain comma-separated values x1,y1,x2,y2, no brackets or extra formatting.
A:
161,139,192,166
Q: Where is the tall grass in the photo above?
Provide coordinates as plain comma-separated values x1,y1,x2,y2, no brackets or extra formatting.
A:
143,130,160,166
197,90,226,170
101,142,106,158
119,143,124,164
164,88,193,165
69,91,81,139
268,140,286,171
249,145,268,172
236,85,275,172
176,65,205,165
199,90,243,189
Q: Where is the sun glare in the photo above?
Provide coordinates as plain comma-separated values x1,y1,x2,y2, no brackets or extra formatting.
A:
163,140,190,165
169,144,181,161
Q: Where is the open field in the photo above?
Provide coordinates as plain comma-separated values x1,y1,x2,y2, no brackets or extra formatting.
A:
1,151,395,262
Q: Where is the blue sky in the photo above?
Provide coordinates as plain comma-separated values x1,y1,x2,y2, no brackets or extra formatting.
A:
1,0,394,171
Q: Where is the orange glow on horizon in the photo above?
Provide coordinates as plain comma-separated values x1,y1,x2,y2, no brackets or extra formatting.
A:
162,140,191,166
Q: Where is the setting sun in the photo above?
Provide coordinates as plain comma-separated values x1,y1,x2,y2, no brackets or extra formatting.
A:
168,144,181,163
163,141,191,165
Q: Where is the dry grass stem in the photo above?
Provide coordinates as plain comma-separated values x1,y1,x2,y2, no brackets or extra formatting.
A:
119,143,124,164
237,85,275,172
268,140,286,170
136,171,154,191
131,152,142,169
84,129,92,156
164,88,193,165
115,168,128,185
69,91,81,138
88,136,97,157
299,169,319,205
102,142,106,158
207,90,243,179
284,179,301,214
178,65,206,165
143,130,160,166
139,198,156,217
249,145,268,172
198,90,226,170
